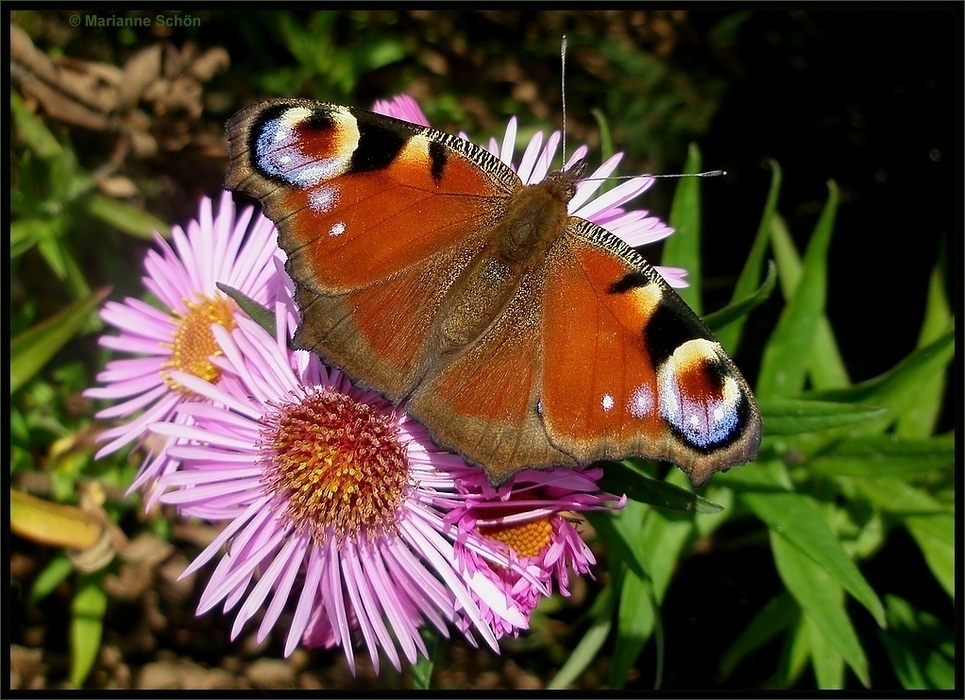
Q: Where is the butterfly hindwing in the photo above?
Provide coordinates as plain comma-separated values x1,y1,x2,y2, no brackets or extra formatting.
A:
541,219,761,486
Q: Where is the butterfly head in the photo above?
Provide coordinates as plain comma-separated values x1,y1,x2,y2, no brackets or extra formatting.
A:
544,158,587,204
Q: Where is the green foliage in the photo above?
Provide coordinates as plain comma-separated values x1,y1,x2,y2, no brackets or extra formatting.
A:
590,152,954,690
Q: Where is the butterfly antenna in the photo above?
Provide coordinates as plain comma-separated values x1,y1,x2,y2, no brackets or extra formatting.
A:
560,35,568,168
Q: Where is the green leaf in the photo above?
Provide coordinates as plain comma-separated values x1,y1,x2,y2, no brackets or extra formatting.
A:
878,595,955,689
664,143,704,314
719,591,798,680
703,260,776,333
768,214,850,389
897,254,953,438
10,288,111,393
907,514,954,599
82,192,170,239
217,283,277,337
757,398,887,435
590,108,616,164
737,487,885,627
547,584,614,689
611,570,656,688
600,461,723,514
770,534,869,687
638,479,697,602
806,616,845,689
716,160,781,352
70,572,109,687
809,435,953,477
11,90,64,160
29,554,74,607
757,181,838,400
409,628,439,689
588,501,648,582
810,332,954,434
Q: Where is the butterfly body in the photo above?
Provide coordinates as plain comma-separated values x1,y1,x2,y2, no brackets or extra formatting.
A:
226,99,761,486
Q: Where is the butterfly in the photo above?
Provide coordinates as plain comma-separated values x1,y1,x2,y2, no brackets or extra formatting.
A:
224,99,761,487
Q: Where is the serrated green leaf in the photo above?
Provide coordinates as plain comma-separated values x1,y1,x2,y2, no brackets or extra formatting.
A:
897,254,952,438
10,288,111,393
770,535,869,687
810,332,954,435
664,143,703,314
703,260,776,333
719,591,798,680
600,460,723,514
768,214,850,389
70,572,109,687
879,595,954,689
757,398,887,435
809,435,953,477
82,192,170,239
611,570,656,688
737,488,885,627
757,181,838,400
717,160,781,352
217,283,276,337
806,616,845,689
547,584,614,689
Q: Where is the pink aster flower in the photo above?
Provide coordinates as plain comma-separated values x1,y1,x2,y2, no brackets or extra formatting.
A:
373,94,687,288
85,191,284,496
149,298,532,674
447,464,624,639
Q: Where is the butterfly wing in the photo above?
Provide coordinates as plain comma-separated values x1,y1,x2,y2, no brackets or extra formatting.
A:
539,218,762,486
226,100,522,400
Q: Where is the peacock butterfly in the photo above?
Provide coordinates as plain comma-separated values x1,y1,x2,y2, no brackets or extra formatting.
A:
224,99,761,487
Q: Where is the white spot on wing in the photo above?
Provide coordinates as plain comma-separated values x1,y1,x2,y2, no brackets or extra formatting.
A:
628,385,653,418
601,393,615,412
329,221,346,237
309,185,338,213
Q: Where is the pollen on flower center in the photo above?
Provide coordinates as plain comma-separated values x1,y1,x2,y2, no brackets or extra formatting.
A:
478,516,554,559
160,294,237,394
260,388,410,544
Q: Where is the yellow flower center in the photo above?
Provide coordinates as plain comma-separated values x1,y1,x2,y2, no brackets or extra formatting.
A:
479,517,554,559
260,388,409,545
160,295,237,394
475,492,555,559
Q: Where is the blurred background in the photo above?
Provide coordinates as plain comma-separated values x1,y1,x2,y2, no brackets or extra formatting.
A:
9,8,958,690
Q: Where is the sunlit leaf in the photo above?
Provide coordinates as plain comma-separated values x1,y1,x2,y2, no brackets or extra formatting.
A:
757,181,838,400
771,535,869,687
703,260,776,333
70,572,109,687
757,398,886,435
10,288,111,393
611,570,656,688
664,143,703,314
547,584,614,689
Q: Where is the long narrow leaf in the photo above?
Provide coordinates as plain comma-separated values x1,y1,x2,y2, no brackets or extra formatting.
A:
10,287,111,393
757,398,887,435
757,181,838,400
703,260,776,333
664,143,704,314
770,535,869,687
717,160,781,352
808,435,953,477
768,214,850,389
718,592,798,680
897,254,953,438
737,489,885,627
547,584,614,689
611,570,656,688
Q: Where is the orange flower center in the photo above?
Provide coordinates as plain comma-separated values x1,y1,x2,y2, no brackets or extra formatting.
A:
478,516,554,559
160,294,237,394
260,389,409,544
